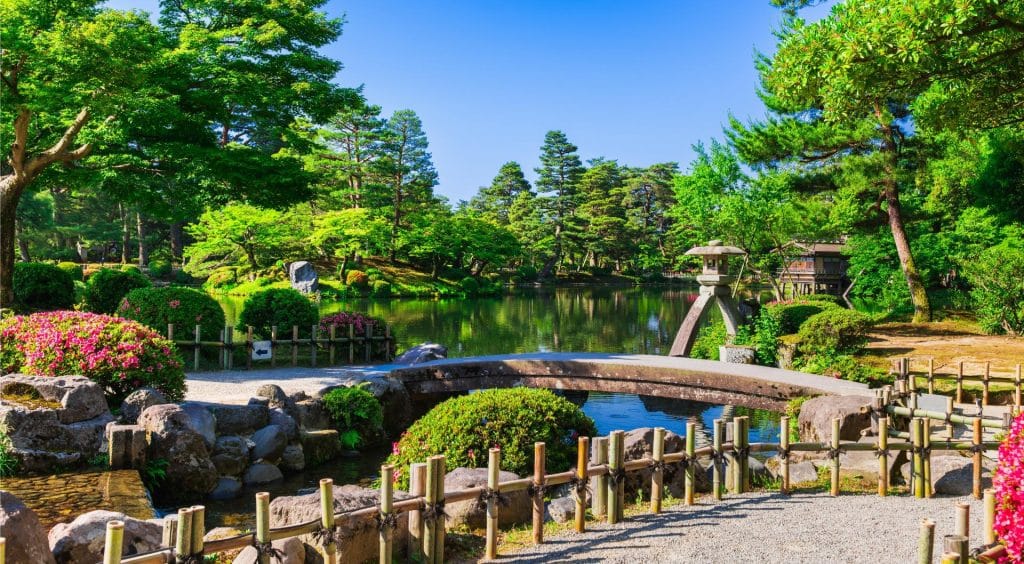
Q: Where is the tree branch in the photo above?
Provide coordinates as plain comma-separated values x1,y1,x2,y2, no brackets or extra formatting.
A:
24,107,93,178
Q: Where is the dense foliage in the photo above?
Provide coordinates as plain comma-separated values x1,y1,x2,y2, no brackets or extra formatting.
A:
385,388,597,488
321,385,384,450
964,236,1024,335
318,311,391,360
0,311,185,402
796,309,871,355
83,268,151,314
12,263,75,311
237,288,318,339
994,411,1024,560
117,287,226,340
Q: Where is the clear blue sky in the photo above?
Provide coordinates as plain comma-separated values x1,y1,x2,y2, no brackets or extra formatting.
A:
108,1,833,203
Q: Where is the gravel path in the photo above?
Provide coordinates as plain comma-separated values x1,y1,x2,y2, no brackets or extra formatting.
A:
184,365,391,402
506,492,985,563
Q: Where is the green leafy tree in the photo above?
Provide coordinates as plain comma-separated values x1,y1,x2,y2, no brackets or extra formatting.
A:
184,204,303,277
576,159,629,270
535,131,584,278
309,208,390,276
470,161,533,225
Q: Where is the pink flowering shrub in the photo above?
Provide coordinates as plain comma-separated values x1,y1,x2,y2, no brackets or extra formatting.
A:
318,311,393,360
0,311,186,402
117,286,226,341
994,411,1024,560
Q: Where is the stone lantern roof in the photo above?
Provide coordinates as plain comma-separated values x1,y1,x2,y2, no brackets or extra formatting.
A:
684,240,746,256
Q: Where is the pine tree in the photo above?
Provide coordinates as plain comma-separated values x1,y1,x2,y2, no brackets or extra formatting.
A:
534,131,584,278
470,162,533,225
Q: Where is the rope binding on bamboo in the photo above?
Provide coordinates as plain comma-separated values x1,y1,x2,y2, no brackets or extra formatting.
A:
374,511,400,531
477,487,511,507
825,447,842,460
526,482,546,499
735,446,751,461
970,541,1002,557
650,459,671,472
777,447,790,461
423,501,447,522
252,538,284,561
968,444,986,454
177,555,204,564
310,523,340,547
568,473,591,503
874,448,890,458
607,467,627,486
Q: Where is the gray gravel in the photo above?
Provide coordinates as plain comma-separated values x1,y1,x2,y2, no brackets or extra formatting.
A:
506,492,985,563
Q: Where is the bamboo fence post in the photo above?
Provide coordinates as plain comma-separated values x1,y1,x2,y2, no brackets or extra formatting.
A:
780,416,790,494
291,325,298,367
385,324,392,360
608,431,624,524
918,519,934,564
939,552,960,564
923,418,933,498
908,357,917,391
728,418,740,494
434,456,446,563
485,448,500,560
408,465,426,562
955,502,970,542
830,417,841,497
270,326,277,368
255,492,271,564
1016,363,1022,408
226,326,234,370
320,479,337,564
103,520,125,564
878,417,889,497
329,325,337,365
956,361,964,403
162,517,177,548
311,325,318,367
651,427,665,513
685,421,696,504
190,506,204,558
574,437,589,533
912,418,925,499
348,325,355,364
928,358,935,394
532,442,545,544
380,464,395,564
193,325,200,372
246,326,253,370
424,455,446,564
943,535,968,563
218,328,225,370
364,324,372,363
983,361,990,406
175,508,192,563
593,437,608,519
910,391,918,411
712,418,723,501
946,397,955,440
741,416,751,493
984,488,996,545
0,538,5,564
972,418,983,500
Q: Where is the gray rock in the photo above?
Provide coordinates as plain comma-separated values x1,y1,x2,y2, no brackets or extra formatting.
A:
798,395,873,442
179,402,217,448
250,424,288,463
0,396,111,473
900,455,990,496
545,496,576,524
288,261,319,294
443,468,532,529
119,387,168,424
212,436,249,476
212,404,269,435
719,345,756,364
49,510,162,564
293,397,330,431
137,404,192,436
840,436,907,483
300,429,341,464
233,536,305,564
0,374,108,424
210,476,243,500
394,342,447,365
243,462,284,485
138,404,218,501
268,408,298,441
621,427,712,497
280,443,305,473
256,384,290,407
766,458,819,484
204,526,244,542
0,491,56,564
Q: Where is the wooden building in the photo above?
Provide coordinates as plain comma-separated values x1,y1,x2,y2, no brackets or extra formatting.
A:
778,241,849,297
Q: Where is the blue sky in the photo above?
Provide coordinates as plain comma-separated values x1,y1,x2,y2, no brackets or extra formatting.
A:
108,1,833,202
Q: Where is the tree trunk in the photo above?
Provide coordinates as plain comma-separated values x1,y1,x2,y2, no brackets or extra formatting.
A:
0,184,20,307
119,203,130,264
16,220,30,262
136,212,148,267
51,186,70,251
538,224,562,279
169,222,184,265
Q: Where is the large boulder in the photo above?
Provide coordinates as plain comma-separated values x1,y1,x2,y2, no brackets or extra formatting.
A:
280,444,305,473
300,429,341,465
394,343,447,365
0,491,56,564
0,374,107,424
319,375,411,437
179,402,217,448
250,425,288,463
212,436,250,476
268,408,298,441
288,261,319,294
269,485,412,564
900,455,991,496
292,396,330,431
798,395,873,442
138,404,218,501
49,510,162,564
233,536,305,564
545,496,576,524
210,477,243,501
243,462,283,486
119,387,168,425
620,427,712,497
0,399,112,473
211,403,269,435
443,468,532,529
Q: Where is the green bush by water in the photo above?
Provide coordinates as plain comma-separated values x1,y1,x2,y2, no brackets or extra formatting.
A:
83,268,151,314
118,286,226,340
237,287,318,339
322,385,384,450
13,262,75,311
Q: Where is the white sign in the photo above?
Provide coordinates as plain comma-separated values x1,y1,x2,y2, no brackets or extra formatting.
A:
252,341,272,360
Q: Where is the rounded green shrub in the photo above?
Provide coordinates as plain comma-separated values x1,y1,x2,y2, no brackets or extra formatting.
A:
237,288,318,338
365,268,384,281
204,267,237,290
83,268,151,314
797,308,872,354
322,385,384,450
459,276,480,294
345,270,369,288
117,286,226,341
385,388,597,488
371,280,392,297
763,300,839,334
148,259,172,280
56,261,84,282
121,264,142,274
13,263,75,311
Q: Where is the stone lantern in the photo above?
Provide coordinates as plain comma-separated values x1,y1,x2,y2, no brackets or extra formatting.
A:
669,240,747,358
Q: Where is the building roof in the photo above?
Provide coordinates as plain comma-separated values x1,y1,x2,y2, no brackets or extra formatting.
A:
783,240,848,255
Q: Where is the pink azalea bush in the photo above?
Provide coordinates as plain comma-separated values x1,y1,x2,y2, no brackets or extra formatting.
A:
994,411,1024,560
319,311,393,360
0,311,186,402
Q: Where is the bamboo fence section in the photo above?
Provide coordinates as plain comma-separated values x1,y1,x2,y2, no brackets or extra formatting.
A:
893,357,1022,407
167,322,396,371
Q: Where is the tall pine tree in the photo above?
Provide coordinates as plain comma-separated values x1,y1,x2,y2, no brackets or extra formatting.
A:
535,130,584,278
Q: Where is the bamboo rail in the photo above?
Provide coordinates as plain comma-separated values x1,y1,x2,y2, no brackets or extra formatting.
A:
894,357,1022,407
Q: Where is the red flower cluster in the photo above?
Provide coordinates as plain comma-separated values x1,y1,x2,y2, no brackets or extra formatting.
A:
994,411,1024,560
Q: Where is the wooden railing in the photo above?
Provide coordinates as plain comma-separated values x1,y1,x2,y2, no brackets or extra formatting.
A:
892,356,1023,407
166,323,396,372
83,403,1014,564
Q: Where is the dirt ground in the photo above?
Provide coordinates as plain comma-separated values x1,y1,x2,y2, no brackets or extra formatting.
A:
860,321,1024,375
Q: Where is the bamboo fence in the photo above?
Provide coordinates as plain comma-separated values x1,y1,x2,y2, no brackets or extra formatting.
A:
892,357,1023,407
73,409,1010,564
166,322,396,371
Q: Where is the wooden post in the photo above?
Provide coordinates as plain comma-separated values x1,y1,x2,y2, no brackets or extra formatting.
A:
908,357,917,391
780,416,790,494
311,325,318,367
348,324,355,365
712,418,724,501
928,358,935,394
168,323,174,342
246,326,253,370
385,324,392,360
218,327,225,370
190,505,204,558
408,464,426,562
943,535,968,564
956,361,964,404
685,421,696,504
918,519,934,564
729,418,741,494
161,517,177,548
255,492,270,564
830,417,841,497
607,431,624,524
270,326,277,368
380,464,395,564
945,396,955,441
291,325,298,367
175,507,192,563
983,361,990,407
939,551,961,564
225,326,233,370
878,417,889,497
329,325,336,365
103,520,125,564
0,538,5,564
972,418,983,500
320,479,337,564
485,449,500,560
365,324,373,363
574,437,589,532
424,455,446,564
954,502,970,542
193,325,201,372
1016,363,1022,408
593,437,608,519
434,456,446,563
651,427,665,513
984,488,996,545
923,418,933,498
912,418,924,499
532,442,545,544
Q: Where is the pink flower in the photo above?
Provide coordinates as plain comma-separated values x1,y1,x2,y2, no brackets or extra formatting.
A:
994,411,1024,560
168,300,181,309
391,442,401,455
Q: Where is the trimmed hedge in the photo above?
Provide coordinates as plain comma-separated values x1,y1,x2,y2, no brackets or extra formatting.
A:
797,308,872,354
83,268,151,314
13,263,75,311
345,270,369,288
117,286,226,341
385,388,597,489
56,262,84,282
148,259,172,280
459,276,480,294
237,288,318,339
763,299,839,334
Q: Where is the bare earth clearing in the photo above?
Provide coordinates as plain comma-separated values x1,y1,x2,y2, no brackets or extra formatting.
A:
860,321,1024,374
